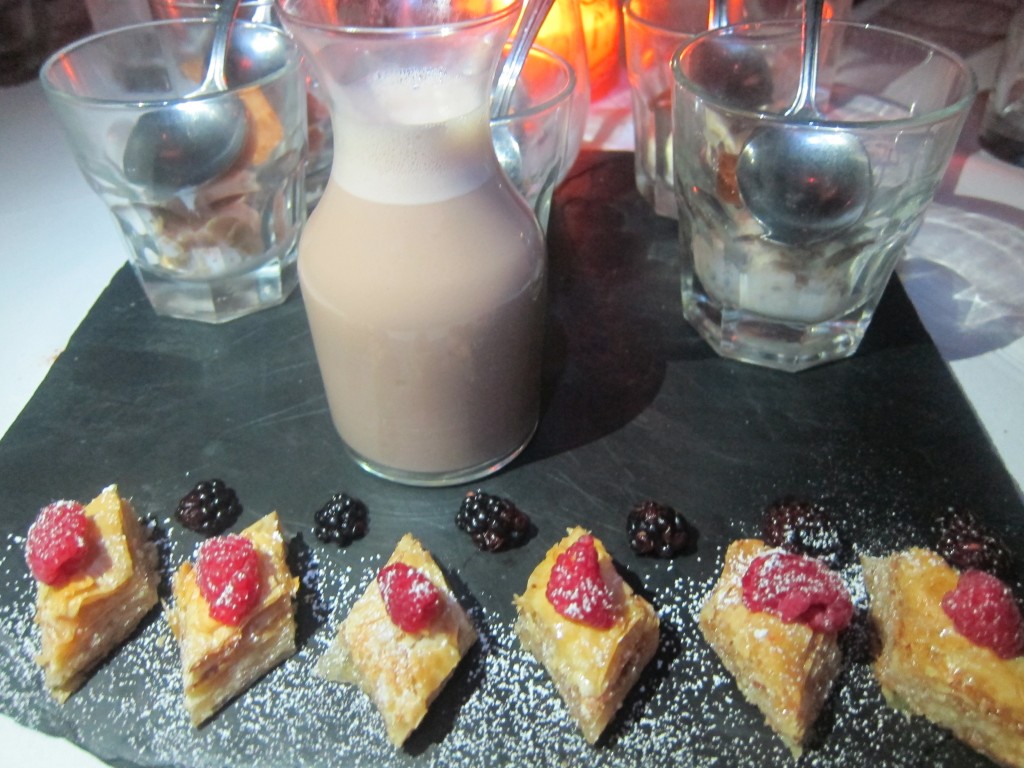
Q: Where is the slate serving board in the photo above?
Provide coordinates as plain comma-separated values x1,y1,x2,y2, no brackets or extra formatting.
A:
1,151,1021,767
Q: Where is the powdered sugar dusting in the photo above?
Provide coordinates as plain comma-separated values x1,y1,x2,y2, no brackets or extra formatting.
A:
0,528,993,766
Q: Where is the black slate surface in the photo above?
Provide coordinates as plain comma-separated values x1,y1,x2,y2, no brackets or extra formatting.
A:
0,151,1021,767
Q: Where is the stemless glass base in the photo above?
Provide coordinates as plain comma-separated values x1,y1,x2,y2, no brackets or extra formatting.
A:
345,422,538,487
133,251,298,324
682,274,877,373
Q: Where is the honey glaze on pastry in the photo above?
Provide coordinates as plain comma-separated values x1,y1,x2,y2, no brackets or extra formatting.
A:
167,511,298,726
29,484,160,702
862,548,1024,768
513,527,660,744
698,538,852,756
317,533,477,747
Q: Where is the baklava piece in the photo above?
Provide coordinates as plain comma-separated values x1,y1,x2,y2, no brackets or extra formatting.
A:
514,527,660,743
28,484,160,702
167,511,298,726
862,548,1024,767
699,538,852,756
317,533,477,746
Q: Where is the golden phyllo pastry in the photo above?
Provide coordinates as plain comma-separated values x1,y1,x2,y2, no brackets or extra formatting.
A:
318,533,477,746
514,527,660,744
167,511,298,726
30,484,160,702
862,548,1024,768
699,539,851,756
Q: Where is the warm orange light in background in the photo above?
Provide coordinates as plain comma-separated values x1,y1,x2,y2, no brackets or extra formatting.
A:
579,0,622,98
537,0,622,100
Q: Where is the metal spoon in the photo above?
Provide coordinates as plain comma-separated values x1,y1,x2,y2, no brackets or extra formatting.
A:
491,0,558,119
735,0,871,245
123,0,247,190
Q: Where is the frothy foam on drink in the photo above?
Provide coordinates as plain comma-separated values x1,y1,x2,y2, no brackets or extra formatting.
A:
331,65,494,205
368,66,478,124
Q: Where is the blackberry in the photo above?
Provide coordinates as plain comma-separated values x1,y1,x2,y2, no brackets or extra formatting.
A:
456,490,530,552
313,493,369,546
175,479,242,535
935,506,1012,579
627,501,692,558
761,496,843,567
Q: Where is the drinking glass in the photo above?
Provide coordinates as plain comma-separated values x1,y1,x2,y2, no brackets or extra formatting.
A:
492,45,576,231
41,20,307,323
534,0,590,178
979,3,1024,166
672,21,976,371
0,0,46,85
623,0,707,218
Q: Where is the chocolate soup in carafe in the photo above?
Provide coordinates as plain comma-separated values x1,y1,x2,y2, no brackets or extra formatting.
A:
280,0,546,485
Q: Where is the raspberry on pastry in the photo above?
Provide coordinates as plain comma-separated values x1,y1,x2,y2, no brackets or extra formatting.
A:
514,527,660,744
377,561,443,633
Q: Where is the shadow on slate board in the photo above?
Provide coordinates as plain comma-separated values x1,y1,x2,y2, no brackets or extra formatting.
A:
0,150,1021,768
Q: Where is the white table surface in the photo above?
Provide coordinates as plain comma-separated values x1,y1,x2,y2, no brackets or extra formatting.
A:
2,6,1023,764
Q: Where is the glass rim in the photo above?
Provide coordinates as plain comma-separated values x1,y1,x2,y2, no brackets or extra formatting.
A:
39,19,300,110
490,45,577,126
671,19,979,130
278,0,522,38
623,0,705,38
150,0,272,5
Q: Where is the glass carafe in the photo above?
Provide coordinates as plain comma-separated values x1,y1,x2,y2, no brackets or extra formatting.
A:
279,0,547,487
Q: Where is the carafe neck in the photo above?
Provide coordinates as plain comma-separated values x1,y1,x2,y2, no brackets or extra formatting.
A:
279,0,522,203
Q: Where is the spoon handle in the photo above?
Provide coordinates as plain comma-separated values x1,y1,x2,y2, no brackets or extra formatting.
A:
788,0,827,117
708,0,729,30
491,0,558,119
198,0,245,94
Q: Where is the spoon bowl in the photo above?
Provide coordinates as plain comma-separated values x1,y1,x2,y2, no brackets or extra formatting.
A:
123,0,247,190
123,99,247,189
736,124,871,244
735,0,871,244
